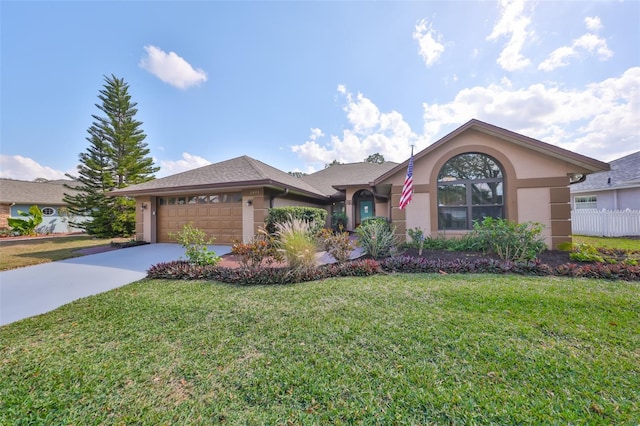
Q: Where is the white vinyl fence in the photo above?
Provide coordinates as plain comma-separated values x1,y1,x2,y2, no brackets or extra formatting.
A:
571,209,640,237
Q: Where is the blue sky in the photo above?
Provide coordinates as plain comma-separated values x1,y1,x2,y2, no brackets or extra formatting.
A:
1,0,639,181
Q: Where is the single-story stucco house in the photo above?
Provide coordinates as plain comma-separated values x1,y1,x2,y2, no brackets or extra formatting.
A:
111,119,610,249
0,179,86,234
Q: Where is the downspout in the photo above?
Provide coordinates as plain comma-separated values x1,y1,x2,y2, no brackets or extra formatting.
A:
270,188,289,208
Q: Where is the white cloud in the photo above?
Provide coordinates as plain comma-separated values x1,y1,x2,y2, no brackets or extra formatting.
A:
539,17,613,71
139,45,207,89
421,67,640,160
585,16,602,32
291,87,421,169
487,0,533,71
0,155,69,181
157,152,211,177
413,19,445,67
292,68,638,169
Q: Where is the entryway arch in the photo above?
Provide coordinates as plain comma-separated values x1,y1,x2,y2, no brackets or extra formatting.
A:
353,189,375,226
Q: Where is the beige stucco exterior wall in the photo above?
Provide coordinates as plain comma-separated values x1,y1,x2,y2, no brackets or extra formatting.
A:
402,192,430,240
382,129,582,249
242,195,254,243
517,187,553,247
135,196,152,242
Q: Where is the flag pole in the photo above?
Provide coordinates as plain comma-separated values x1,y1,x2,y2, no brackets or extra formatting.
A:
399,145,415,210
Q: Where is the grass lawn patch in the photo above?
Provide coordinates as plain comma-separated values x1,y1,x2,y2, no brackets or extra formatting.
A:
0,235,128,271
1,274,638,424
573,235,640,251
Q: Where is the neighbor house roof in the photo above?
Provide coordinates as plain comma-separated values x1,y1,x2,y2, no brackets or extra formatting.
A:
571,151,640,193
0,179,78,205
109,155,329,199
374,119,610,184
301,161,398,197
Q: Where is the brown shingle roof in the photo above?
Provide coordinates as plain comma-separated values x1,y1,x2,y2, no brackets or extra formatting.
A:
301,162,399,196
0,179,78,205
110,155,328,199
571,151,640,192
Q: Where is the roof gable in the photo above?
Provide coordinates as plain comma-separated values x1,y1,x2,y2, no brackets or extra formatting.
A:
110,155,327,198
375,119,610,184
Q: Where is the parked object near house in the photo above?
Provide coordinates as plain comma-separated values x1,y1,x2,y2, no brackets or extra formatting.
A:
110,119,609,249
0,179,88,234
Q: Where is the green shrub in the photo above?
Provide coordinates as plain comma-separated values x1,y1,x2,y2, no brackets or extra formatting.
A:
470,217,546,262
569,243,605,263
170,223,221,266
406,227,426,250
556,241,575,252
355,217,397,259
265,206,327,235
275,217,318,272
317,228,355,263
7,205,43,236
407,228,485,252
231,228,283,269
331,211,348,232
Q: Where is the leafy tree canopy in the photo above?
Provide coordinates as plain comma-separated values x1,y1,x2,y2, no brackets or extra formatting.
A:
325,159,343,168
364,153,385,164
288,171,307,178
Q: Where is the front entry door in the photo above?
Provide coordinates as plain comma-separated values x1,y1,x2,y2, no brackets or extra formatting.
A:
360,200,374,221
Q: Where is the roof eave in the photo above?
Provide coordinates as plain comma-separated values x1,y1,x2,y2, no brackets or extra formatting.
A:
107,179,329,201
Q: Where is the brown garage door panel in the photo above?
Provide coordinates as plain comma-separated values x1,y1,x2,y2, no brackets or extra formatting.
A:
158,202,242,244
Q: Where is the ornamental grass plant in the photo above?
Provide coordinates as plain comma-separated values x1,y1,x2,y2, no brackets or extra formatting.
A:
275,217,317,273
355,217,397,259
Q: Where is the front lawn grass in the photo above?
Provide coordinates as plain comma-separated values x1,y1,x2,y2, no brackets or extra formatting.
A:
573,235,640,251
0,235,127,271
1,274,638,424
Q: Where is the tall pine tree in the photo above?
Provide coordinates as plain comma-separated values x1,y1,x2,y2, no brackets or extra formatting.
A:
64,75,159,237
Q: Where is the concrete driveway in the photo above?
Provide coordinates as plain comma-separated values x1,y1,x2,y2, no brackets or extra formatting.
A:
0,244,230,327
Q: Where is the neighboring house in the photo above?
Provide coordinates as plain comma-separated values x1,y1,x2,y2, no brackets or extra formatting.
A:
0,179,85,234
570,151,640,211
111,119,609,249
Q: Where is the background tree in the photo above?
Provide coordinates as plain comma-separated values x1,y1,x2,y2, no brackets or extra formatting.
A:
64,75,159,237
288,171,307,178
325,159,343,168
364,153,385,164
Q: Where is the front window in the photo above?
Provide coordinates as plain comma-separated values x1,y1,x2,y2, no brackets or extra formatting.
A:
574,195,597,209
41,207,55,216
438,153,504,230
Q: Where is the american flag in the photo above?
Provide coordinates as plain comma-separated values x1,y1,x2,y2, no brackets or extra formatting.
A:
399,148,414,209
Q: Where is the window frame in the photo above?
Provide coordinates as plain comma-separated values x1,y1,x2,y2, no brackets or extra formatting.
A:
41,207,56,216
437,153,505,230
574,195,597,210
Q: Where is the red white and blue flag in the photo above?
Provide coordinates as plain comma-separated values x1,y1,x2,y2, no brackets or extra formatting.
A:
399,148,414,209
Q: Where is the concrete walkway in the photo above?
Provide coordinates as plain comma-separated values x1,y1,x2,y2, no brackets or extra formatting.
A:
0,244,231,327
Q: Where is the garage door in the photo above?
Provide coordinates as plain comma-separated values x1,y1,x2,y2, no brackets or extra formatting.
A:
157,194,243,244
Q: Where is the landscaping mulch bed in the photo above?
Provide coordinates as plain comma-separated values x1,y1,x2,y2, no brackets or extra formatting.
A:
218,249,573,270
400,248,573,269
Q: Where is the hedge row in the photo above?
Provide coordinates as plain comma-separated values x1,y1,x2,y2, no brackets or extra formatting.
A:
147,256,640,284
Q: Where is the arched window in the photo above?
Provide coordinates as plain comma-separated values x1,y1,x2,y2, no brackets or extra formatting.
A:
437,153,504,230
